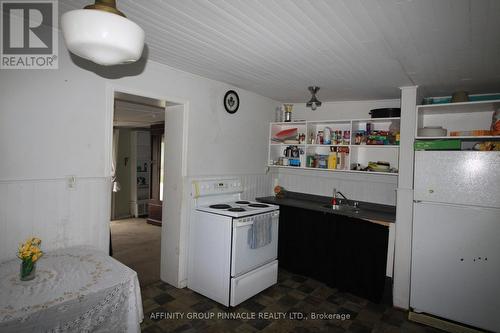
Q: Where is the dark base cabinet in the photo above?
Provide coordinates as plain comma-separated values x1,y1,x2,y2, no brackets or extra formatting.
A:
278,206,389,303
147,199,162,226
278,207,336,283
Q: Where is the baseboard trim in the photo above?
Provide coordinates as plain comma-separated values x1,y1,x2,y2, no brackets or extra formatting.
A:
408,311,485,333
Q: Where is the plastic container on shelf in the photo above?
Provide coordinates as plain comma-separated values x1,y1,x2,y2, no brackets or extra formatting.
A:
328,151,337,169
324,127,332,145
449,130,492,137
317,155,328,169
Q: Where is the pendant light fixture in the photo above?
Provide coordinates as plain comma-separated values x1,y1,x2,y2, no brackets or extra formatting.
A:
61,0,145,66
306,86,322,111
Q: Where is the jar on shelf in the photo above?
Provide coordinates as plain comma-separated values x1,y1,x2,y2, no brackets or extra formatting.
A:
343,130,350,144
316,131,324,144
283,104,293,122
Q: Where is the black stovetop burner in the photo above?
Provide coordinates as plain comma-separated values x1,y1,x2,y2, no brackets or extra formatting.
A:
210,204,232,209
248,203,269,208
227,207,246,212
235,201,250,204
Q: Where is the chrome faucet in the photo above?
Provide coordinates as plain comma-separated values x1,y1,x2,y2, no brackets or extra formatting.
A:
334,189,349,202
332,188,360,212
333,188,348,202
332,188,343,209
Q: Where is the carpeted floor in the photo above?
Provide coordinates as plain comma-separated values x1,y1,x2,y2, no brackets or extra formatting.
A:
110,218,162,287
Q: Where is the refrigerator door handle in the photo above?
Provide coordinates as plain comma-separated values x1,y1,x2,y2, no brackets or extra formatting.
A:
414,200,422,203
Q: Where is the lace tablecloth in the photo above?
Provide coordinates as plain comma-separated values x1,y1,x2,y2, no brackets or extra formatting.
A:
0,246,143,333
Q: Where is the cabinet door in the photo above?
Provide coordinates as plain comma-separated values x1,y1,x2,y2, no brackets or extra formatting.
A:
277,205,297,270
277,206,334,279
277,206,306,272
335,216,388,303
277,206,388,303
297,208,336,283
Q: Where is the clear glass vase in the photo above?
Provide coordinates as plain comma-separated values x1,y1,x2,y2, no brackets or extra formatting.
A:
20,260,36,281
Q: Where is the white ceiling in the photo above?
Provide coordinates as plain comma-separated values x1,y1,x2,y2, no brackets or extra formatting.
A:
114,100,164,127
61,0,500,102
115,92,168,109
113,92,180,127
113,93,164,127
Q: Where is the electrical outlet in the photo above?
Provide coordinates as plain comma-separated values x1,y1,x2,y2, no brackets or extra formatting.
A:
66,175,76,190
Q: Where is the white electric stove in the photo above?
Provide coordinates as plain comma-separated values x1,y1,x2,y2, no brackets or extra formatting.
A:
188,178,279,306
196,200,278,218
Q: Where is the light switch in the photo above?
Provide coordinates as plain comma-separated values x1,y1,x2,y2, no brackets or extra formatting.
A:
66,175,76,190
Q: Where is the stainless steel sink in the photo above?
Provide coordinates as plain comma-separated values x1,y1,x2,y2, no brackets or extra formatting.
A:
321,204,359,213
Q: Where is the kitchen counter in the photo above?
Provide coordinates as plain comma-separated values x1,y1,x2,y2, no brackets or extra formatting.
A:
257,192,396,227
265,192,392,303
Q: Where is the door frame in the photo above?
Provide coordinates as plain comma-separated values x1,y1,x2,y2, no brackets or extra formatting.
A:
105,83,190,287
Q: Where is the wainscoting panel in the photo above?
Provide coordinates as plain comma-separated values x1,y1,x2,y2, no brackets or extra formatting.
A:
0,177,110,263
276,168,398,206
240,173,274,200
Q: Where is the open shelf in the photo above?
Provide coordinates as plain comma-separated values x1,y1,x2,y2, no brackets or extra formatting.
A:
268,118,400,173
270,121,306,125
308,143,349,147
351,144,400,148
270,143,306,146
416,100,499,138
268,165,399,176
131,130,151,218
417,100,500,113
416,135,500,140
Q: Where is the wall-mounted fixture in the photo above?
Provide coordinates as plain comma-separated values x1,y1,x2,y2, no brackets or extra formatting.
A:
223,90,240,114
61,0,145,66
306,86,322,111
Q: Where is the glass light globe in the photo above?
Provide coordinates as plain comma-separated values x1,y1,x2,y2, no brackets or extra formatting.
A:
61,9,145,66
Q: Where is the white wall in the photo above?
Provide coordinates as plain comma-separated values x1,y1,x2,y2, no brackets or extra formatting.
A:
0,177,110,261
0,36,278,269
0,40,109,262
113,129,132,219
275,168,398,206
276,99,401,205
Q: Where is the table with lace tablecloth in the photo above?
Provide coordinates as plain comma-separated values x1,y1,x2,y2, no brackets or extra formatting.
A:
0,246,143,333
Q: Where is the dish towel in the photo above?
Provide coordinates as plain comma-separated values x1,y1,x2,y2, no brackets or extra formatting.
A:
248,214,273,249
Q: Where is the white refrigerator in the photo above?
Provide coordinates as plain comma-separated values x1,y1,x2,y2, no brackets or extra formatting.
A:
411,151,500,332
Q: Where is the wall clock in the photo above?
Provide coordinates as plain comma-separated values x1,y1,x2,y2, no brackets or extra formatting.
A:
224,90,239,114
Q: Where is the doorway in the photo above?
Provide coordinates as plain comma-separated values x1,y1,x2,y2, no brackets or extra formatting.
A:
147,123,165,226
109,91,178,287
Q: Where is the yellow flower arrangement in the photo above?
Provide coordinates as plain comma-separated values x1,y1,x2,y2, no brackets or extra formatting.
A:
18,237,43,262
18,237,43,280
